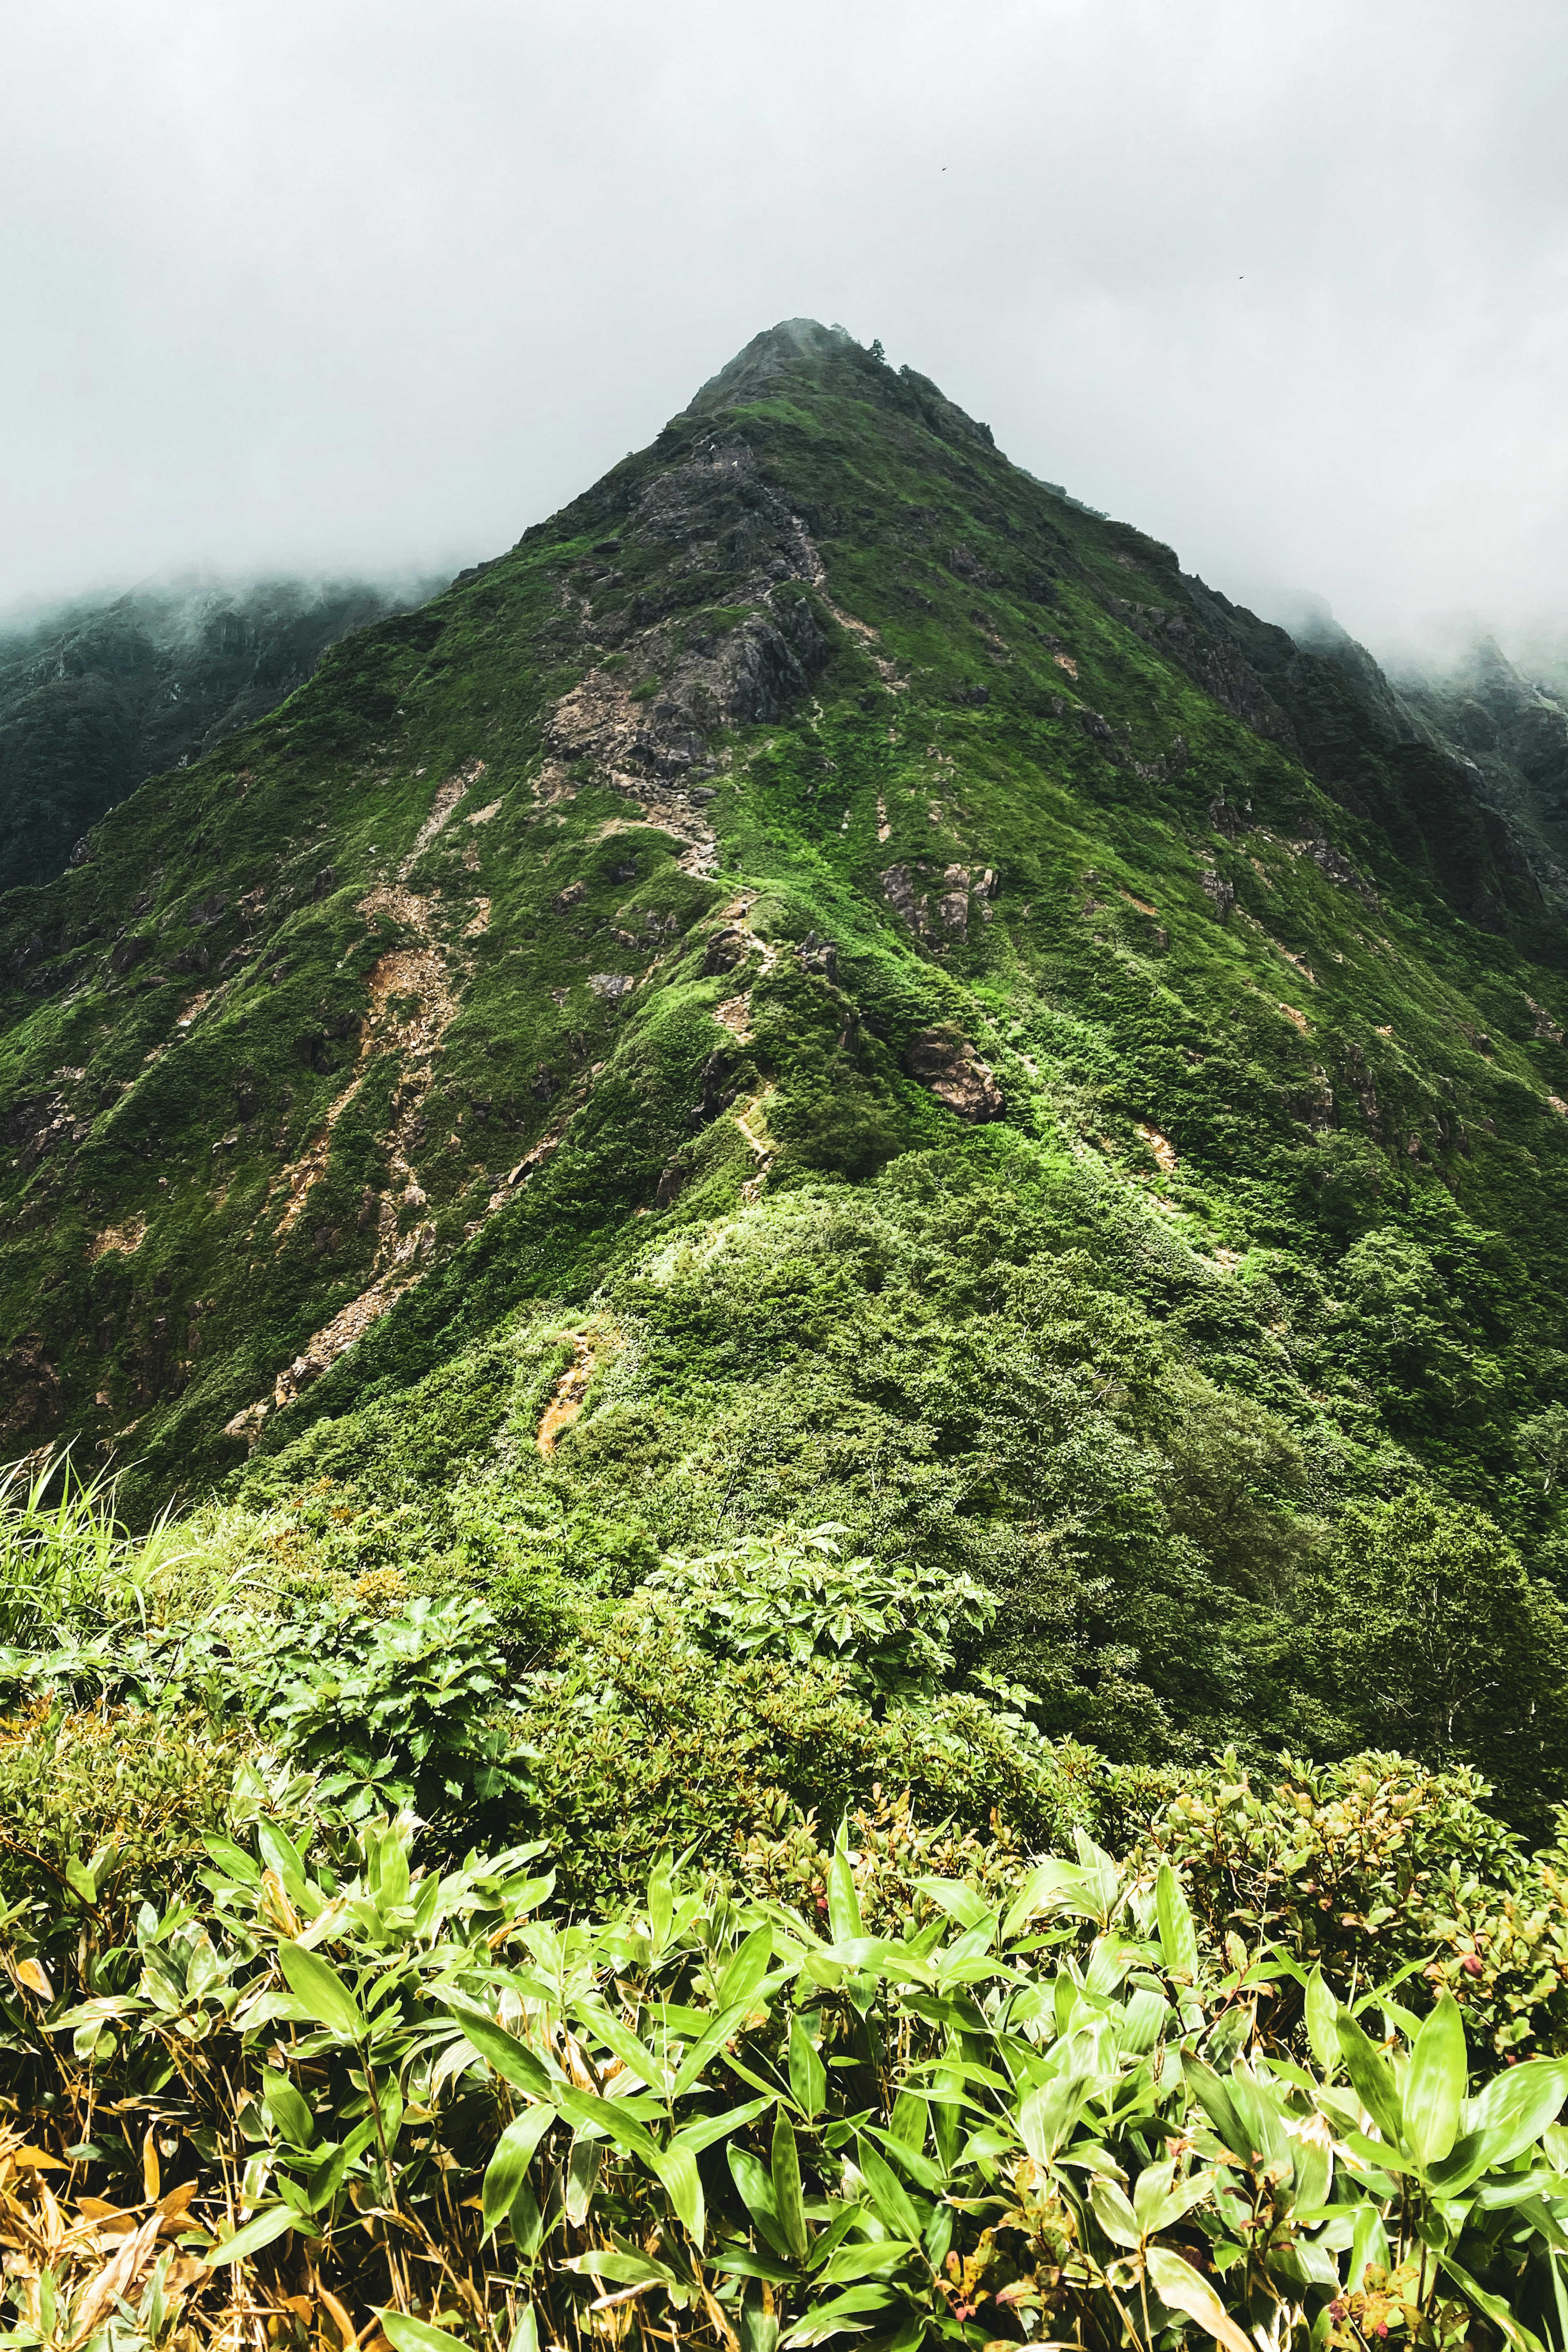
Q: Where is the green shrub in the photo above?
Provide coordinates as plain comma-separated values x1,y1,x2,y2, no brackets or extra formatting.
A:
1127,1746,1568,2056
265,1592,527,1819
509,1624,1098,1907
642,1522,996,1696
0,1702,252,1907
2,1800,1566,2352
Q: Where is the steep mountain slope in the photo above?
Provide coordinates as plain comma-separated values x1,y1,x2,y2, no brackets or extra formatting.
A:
0,574,436,892
1389,635,1568,896
6,318,1568,1784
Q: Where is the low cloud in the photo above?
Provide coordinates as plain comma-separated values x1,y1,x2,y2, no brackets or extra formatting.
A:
2,0,1564,664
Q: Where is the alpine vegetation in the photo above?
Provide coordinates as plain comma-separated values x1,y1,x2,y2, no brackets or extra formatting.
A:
4,320,1568,2349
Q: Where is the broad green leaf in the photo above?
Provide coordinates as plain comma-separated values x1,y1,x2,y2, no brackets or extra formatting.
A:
654,2143,705,2245
379,2314,472,2352
855,2139,924,2241
1144,2167,1225,2237
1304,1967,1338,2074
1336,2009,1404,2146
806,2199,872,2275
559,2251,679,2288
822,1937,938,1985
365,1825,411,1912
826,1826,862,1948
577,2001,664,2091
1118,1985,1169,2055
260,2069,316,2149
1223,2067,1291,2178
1348,2198,1392,2292
1018,2071,1087,2165
672,2097,774,2157
913,1878,992,1931
1001,1859,1083,1942
443,2002,554,2101
1071,1828,1123,1926
1156,1863,1199,1979
481,2105,556,2238
203,2205,314,2266
1089,2176,1141,2250
719,1925,774,2011
64,1855,99,1907
1147,2246,1254,2352
1440,2256,1548,2352
779,2285,893,2348
1434,2059,1568,2192
790,2013,826,2121
1132,2158,1177,2236
888,2089,924,2149
507,2311,539,2352
276,1944,364,2042
553,2086,661,2166
648,1852,674,1955
257,1820,313,1904
729,2144,793,2261
302,2123,374,2213
815,2240,916,2284
1183,2057,1252,2165
1468,2057,1568,2158
671,2001,757,2097
201,1835,261,1886
711,2245,797,2283
863,2124,945,2195
1405,1989,1465,2169
773,2109,808,2261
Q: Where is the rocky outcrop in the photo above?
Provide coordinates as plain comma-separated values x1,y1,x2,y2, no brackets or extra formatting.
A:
545,433,833,876
902,1027,1004,1121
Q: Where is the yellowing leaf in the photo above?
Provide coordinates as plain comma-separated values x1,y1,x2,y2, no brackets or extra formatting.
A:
1147,2246,1254,2352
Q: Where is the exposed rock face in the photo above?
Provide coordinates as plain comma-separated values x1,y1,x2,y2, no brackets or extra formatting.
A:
902,1027,1004,1121
881,864,926,937
543,434,834,877
0,1332,59,1439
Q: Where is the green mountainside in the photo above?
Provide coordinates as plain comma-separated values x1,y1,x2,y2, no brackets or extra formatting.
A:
1388,632,1568,897
7,315,1568,1805
0,572,434,893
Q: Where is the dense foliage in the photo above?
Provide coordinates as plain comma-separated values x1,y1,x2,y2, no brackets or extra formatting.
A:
8,321,1568,2345
0,1469,1566,2351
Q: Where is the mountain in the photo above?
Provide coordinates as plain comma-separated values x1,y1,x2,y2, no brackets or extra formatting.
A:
0,573,438,893
1385,634,1568,897
7,316,1568,1796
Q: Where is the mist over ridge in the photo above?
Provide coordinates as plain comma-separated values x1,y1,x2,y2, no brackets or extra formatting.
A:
0,568,443,892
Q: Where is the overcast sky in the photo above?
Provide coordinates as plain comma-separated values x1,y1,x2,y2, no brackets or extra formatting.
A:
4,0,1566,661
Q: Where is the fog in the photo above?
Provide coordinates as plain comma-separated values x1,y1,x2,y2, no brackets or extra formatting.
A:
4,0,1567,665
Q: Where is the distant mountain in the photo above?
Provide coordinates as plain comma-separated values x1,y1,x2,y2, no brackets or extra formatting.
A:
0,575,441,892
1382,636,1568,896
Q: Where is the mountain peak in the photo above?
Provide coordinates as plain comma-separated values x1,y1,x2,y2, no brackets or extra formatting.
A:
690,317,858,409
681,316,1000,463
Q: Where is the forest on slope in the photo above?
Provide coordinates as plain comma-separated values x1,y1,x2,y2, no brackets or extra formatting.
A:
0,574,434,893
3,321,1568,2346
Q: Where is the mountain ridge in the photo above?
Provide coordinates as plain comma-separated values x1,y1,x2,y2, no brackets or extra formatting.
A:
4,317,1568,1790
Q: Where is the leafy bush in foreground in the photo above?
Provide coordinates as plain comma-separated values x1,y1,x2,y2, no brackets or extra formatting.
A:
4,1803,1568,2352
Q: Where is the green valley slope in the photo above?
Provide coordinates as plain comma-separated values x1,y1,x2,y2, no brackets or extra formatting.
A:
6,318,1568,1790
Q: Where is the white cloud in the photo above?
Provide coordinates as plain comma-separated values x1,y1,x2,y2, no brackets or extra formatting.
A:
3,0,1565,655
